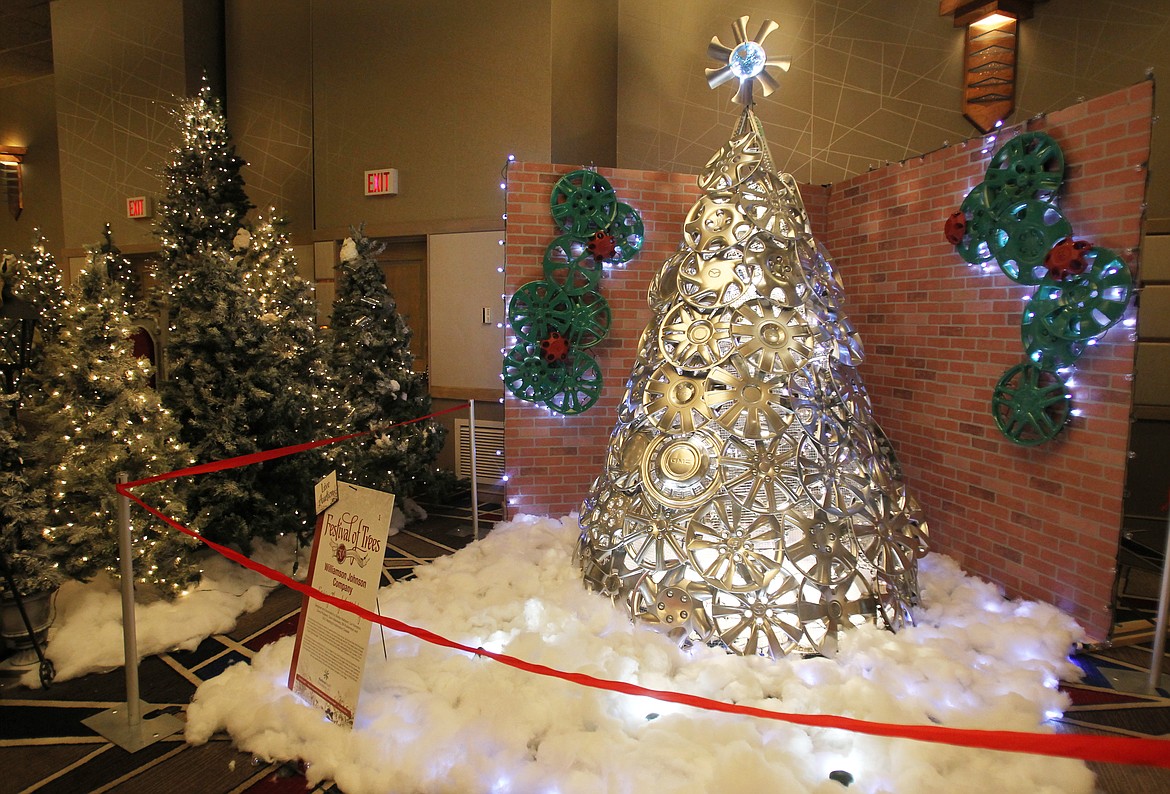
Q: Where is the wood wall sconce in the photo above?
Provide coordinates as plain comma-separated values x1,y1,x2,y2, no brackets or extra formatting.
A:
940,1,1043,133
0,146,27,221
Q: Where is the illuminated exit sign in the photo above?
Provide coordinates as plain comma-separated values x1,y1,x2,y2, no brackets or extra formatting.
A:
126,196,152,218
364,168,399,196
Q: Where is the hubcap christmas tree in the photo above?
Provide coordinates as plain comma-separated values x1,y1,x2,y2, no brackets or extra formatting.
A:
576,17,929,658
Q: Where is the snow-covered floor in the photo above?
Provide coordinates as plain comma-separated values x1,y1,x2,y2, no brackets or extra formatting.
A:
148,514,1092,794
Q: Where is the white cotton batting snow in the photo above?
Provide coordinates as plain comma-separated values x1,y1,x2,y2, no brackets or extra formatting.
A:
21,499,419,687
179,514,1094,794
20,535,305,687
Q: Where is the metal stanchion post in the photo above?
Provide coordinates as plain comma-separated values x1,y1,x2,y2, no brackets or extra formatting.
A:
1149,497,1170,693
469,400,480,542
82,473,183,751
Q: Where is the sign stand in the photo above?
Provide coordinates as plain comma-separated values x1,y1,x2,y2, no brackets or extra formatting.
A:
1149,493,1170,693
287,476,394,727
82,473,183,751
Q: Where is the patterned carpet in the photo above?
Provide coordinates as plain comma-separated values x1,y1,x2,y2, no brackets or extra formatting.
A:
1,498,1167,794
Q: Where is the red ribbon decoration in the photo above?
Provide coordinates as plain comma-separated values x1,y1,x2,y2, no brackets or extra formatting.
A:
125,402,472,489
117,410,1170,770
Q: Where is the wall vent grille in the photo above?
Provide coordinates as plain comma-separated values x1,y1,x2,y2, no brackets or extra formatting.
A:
455,418,505,485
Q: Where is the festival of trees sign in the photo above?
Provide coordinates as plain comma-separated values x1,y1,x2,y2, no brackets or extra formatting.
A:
287,474,394,728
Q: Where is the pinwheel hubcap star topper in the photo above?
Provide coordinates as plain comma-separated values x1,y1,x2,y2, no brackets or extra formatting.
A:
706,16,791,106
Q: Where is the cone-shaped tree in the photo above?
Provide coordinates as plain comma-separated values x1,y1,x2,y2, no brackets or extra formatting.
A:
10,230,67,346
28,247,198,594
96,223,143,314
161,241,287,552
154,75,252,317
230,213,331,538
577,103,929,658
0,394,57,597
328,229,444,500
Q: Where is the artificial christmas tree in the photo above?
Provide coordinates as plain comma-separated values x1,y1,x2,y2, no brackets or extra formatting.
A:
231,212,331,538
154,74,252,320
28,245,198,593
161,241,286,551
0,393,56,598
155,80,320,550
96,223,144,314
328,229,444,503
576,17,928,658
9,230,66,347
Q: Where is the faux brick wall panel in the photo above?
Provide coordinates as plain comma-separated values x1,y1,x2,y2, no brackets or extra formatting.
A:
824,81,1152,641
503,82,1151,642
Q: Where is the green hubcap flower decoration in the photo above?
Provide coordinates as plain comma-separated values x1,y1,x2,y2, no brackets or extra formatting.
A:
505,169,644,415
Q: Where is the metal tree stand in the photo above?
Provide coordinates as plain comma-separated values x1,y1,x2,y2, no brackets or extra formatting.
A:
0,550,54,687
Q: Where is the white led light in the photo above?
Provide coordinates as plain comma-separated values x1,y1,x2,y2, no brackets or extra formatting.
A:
728,41,766,79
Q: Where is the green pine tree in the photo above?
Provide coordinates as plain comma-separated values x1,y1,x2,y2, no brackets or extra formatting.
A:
231,213,332,538
154,75,252,319
97,223,143,314
328,229,445,501
0,394,57,597
28,247,198,595
161,242,284,552
10,230,67,346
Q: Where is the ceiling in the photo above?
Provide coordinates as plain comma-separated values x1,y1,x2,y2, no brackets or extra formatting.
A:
0,0,52,90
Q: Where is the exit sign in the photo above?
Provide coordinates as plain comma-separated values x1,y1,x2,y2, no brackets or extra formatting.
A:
364,168,399,196
126,196,152,218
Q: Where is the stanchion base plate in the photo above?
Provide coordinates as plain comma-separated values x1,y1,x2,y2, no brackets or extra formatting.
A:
82,701,184,752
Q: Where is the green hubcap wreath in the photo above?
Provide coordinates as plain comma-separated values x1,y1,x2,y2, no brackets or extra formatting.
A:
550,169,617,235
955,185,998,265
542,235,601,295
1028,247,1133,341
984,132,1065,208
608,202,645,263
507,280,575,343
991,363,1072,446
990,200,1071,284
1021,303,1086,371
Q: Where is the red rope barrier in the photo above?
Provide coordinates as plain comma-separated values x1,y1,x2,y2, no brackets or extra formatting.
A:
116,407,1169,769
125,402,471,488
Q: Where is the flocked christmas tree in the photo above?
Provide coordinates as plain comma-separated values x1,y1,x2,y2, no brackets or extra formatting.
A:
28,244,198,594
0,231,67,408
0,393,57,597
576,17,928,658
155,79,320,550
10,230,67,347
230,212,331,538
0,233,62,597
154,74,252,322
96,223,144,314
328,229,444,501
162,241,295,551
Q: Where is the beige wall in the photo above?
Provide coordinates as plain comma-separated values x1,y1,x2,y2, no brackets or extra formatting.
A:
551,0,617,167
50,0,225,254
309,0,553,239
615,0,1170,228
0,76,63,256
225,0,314,239
427,231,506,394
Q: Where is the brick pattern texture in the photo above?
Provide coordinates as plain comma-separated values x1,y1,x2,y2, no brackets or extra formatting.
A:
503,82,1152,641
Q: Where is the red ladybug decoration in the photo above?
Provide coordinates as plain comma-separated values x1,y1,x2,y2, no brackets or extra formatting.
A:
1044,237,1093,279
943,211,967,246
540,331,570,364
587,230,617,261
